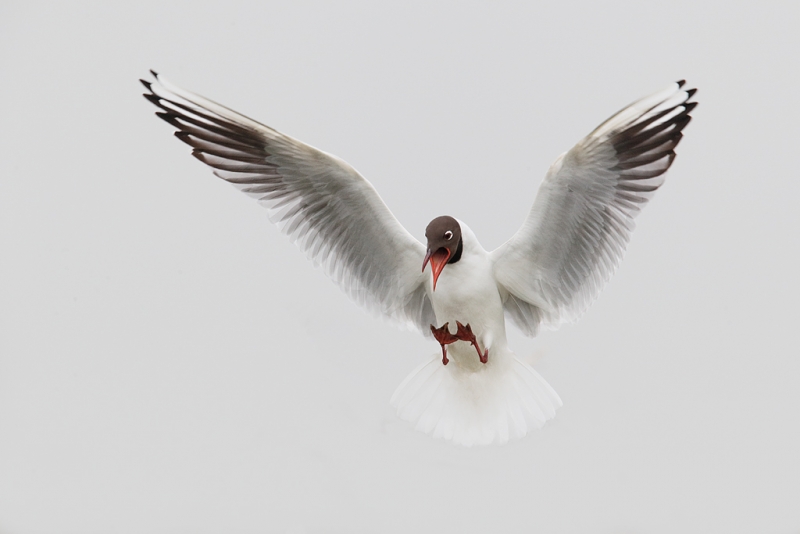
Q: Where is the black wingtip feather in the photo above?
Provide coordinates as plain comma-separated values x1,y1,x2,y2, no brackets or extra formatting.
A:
143,93,162,107
139,79,152,91
676,79,686,87
686,88,697,99
150,69,159,78
155,111,182,128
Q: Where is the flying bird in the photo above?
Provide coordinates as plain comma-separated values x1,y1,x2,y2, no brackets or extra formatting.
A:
141,71,696,446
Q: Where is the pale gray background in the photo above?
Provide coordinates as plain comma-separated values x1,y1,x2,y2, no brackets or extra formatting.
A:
1,1,798,533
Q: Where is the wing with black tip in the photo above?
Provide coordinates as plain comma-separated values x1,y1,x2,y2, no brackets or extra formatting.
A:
141,71,435,332
491,81,697,336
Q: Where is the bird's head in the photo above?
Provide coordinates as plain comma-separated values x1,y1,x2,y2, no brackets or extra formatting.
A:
422,215,463,290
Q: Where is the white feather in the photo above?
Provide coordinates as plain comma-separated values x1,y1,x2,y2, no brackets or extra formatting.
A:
391,349,561,446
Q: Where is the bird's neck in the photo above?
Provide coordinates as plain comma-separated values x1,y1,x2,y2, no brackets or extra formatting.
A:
449,238,463,264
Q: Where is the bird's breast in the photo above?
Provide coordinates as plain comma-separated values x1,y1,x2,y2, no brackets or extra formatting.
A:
427,254,506,350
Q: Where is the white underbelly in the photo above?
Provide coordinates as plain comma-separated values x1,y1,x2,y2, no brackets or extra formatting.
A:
427,260,507,359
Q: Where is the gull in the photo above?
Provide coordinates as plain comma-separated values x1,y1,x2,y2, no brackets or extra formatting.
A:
141,72,696,446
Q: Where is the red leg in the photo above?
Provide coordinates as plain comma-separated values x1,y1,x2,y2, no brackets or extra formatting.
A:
455,321,488,364
430,323,459,365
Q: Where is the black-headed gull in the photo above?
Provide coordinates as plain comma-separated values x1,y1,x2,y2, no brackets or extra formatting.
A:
141,72,696,446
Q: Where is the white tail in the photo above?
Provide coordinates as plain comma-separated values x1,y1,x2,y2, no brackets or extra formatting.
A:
390,349,562,446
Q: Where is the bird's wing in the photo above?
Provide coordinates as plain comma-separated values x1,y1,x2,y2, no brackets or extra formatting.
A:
491,81,697,336
141,71,434,332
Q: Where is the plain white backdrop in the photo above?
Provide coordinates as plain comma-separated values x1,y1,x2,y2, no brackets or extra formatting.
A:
2,1,799,532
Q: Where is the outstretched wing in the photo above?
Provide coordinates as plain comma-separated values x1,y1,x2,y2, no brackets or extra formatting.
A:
141,71,434,331
491,81,697,336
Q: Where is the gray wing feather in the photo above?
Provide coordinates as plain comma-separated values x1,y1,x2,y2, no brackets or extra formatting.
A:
141,72,434,332
492,81,697,336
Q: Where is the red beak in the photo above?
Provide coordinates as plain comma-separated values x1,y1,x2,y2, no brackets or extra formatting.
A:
422,248,451,291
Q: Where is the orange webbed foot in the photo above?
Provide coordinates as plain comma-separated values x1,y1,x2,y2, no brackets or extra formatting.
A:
430,323,459,365
455,321,488,364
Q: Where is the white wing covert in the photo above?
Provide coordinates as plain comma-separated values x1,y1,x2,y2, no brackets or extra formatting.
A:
492,81,697,336
141,71,435,332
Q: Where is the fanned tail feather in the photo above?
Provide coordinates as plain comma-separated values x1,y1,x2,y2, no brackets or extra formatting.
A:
390,350,561,446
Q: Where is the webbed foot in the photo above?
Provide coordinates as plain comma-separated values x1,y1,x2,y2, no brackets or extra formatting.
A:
455,321,488,364
430,322,459,365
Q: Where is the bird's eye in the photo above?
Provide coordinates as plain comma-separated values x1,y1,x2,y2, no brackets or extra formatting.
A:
444,231,453,240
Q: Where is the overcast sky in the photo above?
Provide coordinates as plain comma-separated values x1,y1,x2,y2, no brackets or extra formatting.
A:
2,1,799,533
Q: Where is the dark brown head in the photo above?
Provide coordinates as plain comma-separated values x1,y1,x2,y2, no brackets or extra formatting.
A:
422,215,463,290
